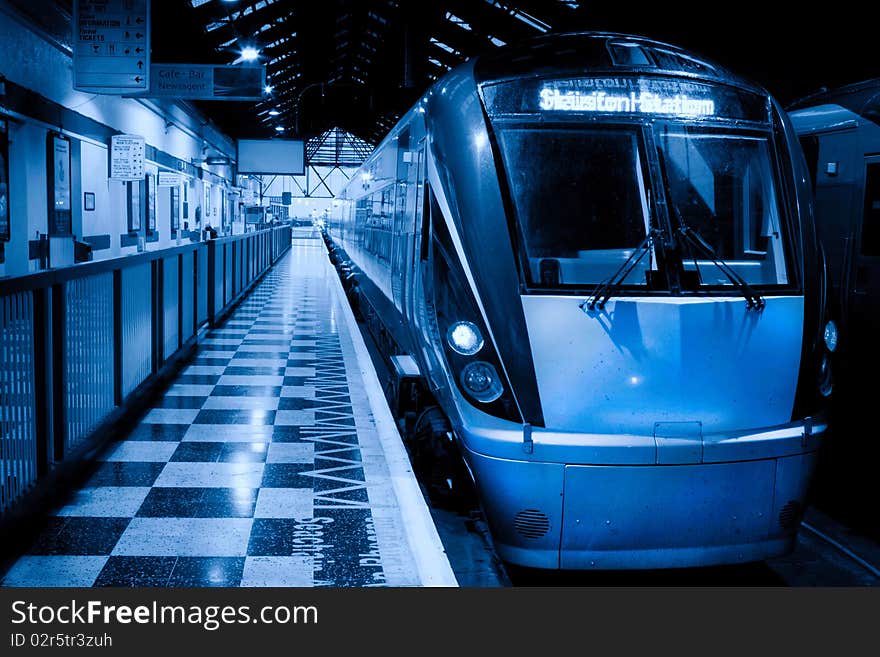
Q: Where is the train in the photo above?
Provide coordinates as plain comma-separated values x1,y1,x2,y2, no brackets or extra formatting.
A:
326,32,832,570
789,81,880,390
787,80,880,525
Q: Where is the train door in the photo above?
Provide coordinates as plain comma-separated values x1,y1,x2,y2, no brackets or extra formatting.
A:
851,157,880,370
391,128,411,313
801,128,861,333
409,143,444,388
403,140,424,328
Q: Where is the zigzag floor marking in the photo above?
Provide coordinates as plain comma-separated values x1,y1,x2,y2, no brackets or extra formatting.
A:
300,432,360,449
316,455,363,466
312,484,368,496
315,412,357,424
302,424,362,433
296,466,365,485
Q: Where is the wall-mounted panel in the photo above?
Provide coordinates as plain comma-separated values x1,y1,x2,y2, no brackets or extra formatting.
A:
163,256,179,360
196,246,208,327
65,273,114,452
181,251,195,342
0,291,37,513
120,262,152,398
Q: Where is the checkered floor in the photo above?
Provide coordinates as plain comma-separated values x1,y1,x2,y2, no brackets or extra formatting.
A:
1,236,424,587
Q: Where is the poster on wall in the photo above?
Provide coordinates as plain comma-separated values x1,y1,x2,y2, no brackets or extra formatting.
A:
128,181,142,232
146,173,157,232
170,185,180,233
48,133,72,236
0,121,9,241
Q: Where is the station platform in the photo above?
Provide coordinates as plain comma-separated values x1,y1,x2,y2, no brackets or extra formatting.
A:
1,233,457,588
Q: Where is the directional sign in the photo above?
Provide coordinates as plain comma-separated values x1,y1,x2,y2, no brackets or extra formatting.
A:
110,134,145,181
73,0,150,94
145,64,265,100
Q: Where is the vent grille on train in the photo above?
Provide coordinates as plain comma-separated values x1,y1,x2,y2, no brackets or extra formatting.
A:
514,509,551,539
778,501,804,530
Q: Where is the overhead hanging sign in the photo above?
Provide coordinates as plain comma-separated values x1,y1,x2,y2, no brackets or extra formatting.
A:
73,0,151,94
143,64,266,100
110,134,145,181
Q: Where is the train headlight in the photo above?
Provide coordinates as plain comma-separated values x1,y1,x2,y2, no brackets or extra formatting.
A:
447,321,484,356
460,361,504,403
823,320,838,353
818,354,833,397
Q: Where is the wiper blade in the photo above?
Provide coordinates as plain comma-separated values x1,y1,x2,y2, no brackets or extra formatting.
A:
580,229,659,312
678,224,766,310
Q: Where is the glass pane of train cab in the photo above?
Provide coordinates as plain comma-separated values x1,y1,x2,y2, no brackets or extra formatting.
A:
495,128,652,287
656,128,789,286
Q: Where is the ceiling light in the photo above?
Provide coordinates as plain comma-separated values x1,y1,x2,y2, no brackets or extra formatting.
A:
268,109,280,116
241,47,260,61
275,126,285,132
264,85,274,94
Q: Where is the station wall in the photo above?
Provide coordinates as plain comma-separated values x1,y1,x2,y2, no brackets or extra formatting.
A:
0,6,260,278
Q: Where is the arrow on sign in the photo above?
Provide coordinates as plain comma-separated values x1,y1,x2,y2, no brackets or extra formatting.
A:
137,61,144,70
136,33,143,39
136,17,144,24
136,47,144,54
135,76,143,83
124,48,131,55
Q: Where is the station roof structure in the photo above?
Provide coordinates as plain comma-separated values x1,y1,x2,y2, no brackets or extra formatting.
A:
175,0,880,145
7,1,878,147
183,0,589,144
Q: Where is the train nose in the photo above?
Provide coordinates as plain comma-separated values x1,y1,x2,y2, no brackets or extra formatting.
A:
519,294,805,435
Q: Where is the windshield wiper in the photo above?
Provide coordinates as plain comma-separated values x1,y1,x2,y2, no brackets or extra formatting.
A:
580,229,660,312
677,223,766,310
654,146,765,310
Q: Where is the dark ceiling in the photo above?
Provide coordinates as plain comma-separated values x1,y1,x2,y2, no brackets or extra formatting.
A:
120,1,880,144
7,1,878,144
164,0,594,143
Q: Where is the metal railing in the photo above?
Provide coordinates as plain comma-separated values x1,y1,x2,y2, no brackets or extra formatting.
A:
0,226,291,516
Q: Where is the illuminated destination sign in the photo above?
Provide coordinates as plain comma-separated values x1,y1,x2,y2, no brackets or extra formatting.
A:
538,88,716,116
480,76,769,122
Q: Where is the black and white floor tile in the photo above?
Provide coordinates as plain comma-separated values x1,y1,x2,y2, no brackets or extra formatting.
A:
2,237,425,587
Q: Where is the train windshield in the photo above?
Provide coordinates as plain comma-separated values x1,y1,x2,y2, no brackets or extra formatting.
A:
484,75,793,293
495,126,655,288
655,127,788,287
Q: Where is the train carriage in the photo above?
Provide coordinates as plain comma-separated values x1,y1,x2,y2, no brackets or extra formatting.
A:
328,32,832,569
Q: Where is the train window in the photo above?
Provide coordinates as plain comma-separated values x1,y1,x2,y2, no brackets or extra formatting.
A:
862,163,880,257
656,127,789,287
0,120,8,241
495,126,654,287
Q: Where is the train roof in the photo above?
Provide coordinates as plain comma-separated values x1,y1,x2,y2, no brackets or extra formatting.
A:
473,32,766,96
787,78,880,126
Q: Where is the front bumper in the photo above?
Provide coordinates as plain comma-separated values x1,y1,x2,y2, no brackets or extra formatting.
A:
459,420,823,570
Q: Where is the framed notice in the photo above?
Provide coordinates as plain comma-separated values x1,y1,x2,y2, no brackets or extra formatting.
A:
47,133,72,236
170,185,180,233
0,120,9,241
127,180,143,233
146,173,157,232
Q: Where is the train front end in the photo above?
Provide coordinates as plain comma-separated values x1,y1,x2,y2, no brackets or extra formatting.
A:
421,34,830,569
